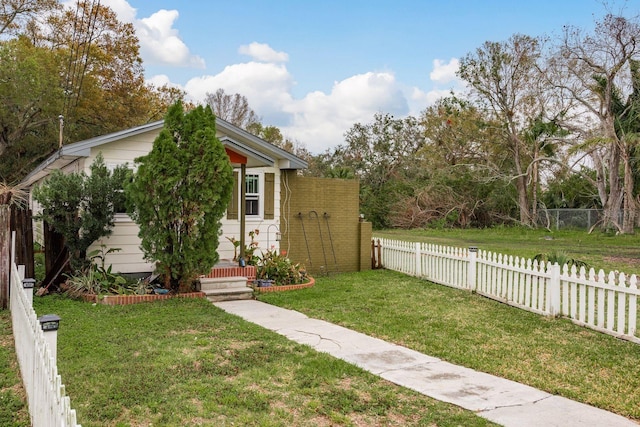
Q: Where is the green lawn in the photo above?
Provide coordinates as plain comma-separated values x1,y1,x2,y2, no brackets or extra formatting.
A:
374,227,640,275
0,311,30,427
26,296,496,427
259,270,640,421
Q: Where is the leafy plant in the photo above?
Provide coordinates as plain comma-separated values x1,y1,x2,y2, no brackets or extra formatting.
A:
227,229,261,265
245,229,261,265
64,268,102,298
533,250,589,268
256,249,306,285
63,246,132,298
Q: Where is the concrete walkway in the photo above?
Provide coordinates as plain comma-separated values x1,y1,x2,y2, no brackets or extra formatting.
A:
213,300,638,427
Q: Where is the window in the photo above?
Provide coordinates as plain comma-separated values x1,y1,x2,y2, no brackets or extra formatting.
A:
245,174,260,216
107,163,134,215
227,171,274,220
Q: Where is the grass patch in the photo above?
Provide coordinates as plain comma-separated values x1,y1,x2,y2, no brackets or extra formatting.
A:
0,311,30,427
375,227,640,274
33,295,496,426
259,270,640,421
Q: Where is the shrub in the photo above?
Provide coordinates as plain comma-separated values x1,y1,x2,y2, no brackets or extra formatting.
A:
257,250,306,286
127,102,234,292
226,229,260,265
32,153,126,271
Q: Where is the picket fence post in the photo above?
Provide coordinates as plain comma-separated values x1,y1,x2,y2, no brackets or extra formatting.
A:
415,242,422,277
548,263,561,316
38,314,61,365
468,247,478,291
22,278,35,307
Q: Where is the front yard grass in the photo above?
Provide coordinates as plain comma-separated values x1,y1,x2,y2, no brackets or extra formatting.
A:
0,311,30,427
259,270,640,421
32,295,496,427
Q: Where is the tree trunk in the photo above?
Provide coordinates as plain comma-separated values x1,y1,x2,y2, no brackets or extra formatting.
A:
512,134,531,225
622,152,636,234
591,152,609,211
531,145,540,226
603,137,623,231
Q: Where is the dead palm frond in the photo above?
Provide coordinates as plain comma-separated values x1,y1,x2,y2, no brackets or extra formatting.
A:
0,182,28,207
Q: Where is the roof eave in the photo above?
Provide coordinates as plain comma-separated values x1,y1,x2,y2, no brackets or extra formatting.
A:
215,118,308,170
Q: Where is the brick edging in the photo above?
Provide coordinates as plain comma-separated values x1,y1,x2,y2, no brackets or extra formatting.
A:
84,292,207,306
253,276,315,292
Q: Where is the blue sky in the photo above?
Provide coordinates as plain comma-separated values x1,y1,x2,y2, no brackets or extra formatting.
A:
101,0,638,153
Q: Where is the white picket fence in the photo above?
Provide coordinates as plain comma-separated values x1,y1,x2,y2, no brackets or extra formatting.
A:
10,257,81,426
376,238,639,344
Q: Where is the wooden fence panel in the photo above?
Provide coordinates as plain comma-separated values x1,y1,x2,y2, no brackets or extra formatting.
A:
10,207,34,279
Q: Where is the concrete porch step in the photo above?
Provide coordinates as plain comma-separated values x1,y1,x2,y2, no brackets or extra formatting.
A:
200,276,249,291
204,287,254,302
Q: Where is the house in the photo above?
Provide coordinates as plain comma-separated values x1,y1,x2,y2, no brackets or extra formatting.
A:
22,118,372,278
22,117,309,275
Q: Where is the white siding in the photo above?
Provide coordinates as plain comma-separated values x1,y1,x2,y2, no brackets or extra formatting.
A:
89,219,154,274
84,130,157,171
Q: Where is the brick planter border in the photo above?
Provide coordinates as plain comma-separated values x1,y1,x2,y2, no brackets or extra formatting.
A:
253,276,315,293
83,292,206,306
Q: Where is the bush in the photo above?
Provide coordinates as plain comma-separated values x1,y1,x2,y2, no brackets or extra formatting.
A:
256,250,306,286
32,153,126,271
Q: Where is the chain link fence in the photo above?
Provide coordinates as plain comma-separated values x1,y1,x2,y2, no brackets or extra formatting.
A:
536,209,625,230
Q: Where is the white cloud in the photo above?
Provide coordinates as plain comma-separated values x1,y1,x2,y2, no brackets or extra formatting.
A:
430,58,460,84
281,72,409,152
101,1,464,154
408,87,455,115
136,10,205,68
403,58,467,115
239,42,289,63
184,61,295,122
182,66,409,153
99,0,136,22
100,1,205,69
145,74,182,89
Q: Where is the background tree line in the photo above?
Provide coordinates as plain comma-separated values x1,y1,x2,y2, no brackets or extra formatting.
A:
314,11,640,233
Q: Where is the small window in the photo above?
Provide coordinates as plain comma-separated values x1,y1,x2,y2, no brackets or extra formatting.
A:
107,163,133,214
245,174,260,216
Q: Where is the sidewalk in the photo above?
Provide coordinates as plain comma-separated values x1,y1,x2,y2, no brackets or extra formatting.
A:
214,300,638,427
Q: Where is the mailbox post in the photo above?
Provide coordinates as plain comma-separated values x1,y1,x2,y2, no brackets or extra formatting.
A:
38,314,61,364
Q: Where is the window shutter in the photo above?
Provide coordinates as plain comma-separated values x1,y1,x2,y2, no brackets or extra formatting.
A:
227,171,239,219
264,172,275,220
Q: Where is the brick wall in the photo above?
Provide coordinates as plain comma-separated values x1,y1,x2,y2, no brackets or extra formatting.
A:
280,172,371,275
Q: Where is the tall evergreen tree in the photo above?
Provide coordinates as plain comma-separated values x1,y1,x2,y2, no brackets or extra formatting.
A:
128,102,234,292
